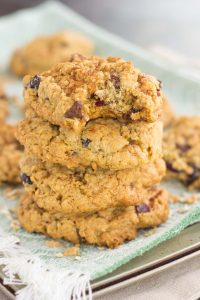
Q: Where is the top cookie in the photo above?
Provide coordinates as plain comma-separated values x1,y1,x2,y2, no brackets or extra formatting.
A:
23,55,163,130
10,31,94,76
163,116,200,189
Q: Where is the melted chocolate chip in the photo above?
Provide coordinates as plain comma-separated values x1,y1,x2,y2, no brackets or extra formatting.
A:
29,75,41,89
176,143,191,153
82,138,91,148
165,161,181,173
136,203,150,213
95,100,106,107
110,73,120,90
130,182,134,189
20,173,32,184
64,101,83,119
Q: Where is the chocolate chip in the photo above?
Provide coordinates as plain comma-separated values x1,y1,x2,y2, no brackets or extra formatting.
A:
29,75,41,89
158,79,162,89
95,100,106,107
64,101,83,119
130,182,134,189
136,203,150,213
20,173,32,184
186,163,200,186
176,143,191,153
81,138,91,148
110,73,120,90
123,107,142,119
74,171,83,181
165,161,181,173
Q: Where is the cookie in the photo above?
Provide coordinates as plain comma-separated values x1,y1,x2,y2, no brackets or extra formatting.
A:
162,96,174,128
0,124,23,184
18,188,169,248
163,116,200,189
16,116,163,170
23,56,163,130
0,90,9,122
10,31,94,76
20,155,166,214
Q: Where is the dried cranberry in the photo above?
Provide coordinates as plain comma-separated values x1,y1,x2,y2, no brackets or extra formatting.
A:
136,203,150,213
110,73,120,90
157,89,161,96
64,101,83,119
21,173,32,184
95,100,106,107
81,138,91,148
29,75,41,89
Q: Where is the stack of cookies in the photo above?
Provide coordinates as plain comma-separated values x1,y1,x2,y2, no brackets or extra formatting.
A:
16,55,169,248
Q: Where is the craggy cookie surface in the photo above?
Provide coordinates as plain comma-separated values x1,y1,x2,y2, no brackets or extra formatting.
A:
0,123,23,183
20,155,166,214
163,116,200,189
17,116,163,170
23,56,163,130
18,188,169,248
10,31,94,76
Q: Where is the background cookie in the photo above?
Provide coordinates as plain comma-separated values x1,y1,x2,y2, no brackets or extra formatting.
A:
163,116,200,189
0,123,23,184
10,31,94,76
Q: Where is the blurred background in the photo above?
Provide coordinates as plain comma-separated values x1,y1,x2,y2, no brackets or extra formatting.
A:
1,0,200,70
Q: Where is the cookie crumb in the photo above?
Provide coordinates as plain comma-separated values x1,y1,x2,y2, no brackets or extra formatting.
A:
183,194,198,204
10,219,20,231
63,246,80,257
55,252,64,258
177,205,190,214
169,194,180,203
46,240,63,248
144,227,158,237
74,256,81,261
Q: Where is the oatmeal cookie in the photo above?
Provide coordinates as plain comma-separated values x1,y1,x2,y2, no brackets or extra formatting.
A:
0,90,9,121
16,116,163,170
163,116,200,189
18,188,169,248
23,56,163,130
20,155,166,214
162,96,174,128
0,123,23,183
10,31,94,76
